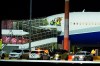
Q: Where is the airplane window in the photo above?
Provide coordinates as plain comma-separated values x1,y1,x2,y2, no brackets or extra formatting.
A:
95,23,96,25
76,23,78,25
74,23,75,25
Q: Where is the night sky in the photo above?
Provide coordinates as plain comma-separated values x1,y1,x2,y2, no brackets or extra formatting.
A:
1,0,64,20
70,0,100,12
1,0,100,19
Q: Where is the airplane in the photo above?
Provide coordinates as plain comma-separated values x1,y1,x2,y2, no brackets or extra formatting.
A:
42,12,100,47
69,12,100,47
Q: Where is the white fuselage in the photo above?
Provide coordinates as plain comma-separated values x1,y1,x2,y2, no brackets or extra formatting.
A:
69,12,100,35
45,12,100,36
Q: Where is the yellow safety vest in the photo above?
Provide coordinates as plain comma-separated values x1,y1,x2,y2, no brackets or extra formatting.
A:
0,39,2,50
56,21,61,26
91,49,96,54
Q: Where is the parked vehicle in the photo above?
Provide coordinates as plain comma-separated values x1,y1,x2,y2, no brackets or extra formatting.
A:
29,50,44,60
9,49,24,59
72,51,93,61
29,50,50,60
0,50,6,59
9,49,30,59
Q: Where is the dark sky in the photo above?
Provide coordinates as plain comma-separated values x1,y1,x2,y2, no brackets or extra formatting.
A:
1,0,100,20
70,0,100,12
1,0,64,20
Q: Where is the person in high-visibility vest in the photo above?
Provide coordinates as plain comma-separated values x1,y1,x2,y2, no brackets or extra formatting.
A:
50,20,55,25
55,21,61,26
91,49,96,56
0,39,2,50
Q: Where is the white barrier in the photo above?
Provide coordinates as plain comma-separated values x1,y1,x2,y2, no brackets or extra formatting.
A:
0,60,100,64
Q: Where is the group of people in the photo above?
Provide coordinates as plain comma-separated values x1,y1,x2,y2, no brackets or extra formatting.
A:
50,17,62,26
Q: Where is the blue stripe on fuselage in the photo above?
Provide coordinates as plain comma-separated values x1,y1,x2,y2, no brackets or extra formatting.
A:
69,31,100,45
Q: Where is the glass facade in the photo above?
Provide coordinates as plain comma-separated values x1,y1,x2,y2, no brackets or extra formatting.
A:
1,18,59,50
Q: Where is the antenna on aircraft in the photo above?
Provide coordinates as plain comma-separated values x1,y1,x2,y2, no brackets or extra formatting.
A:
82,9,85,12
